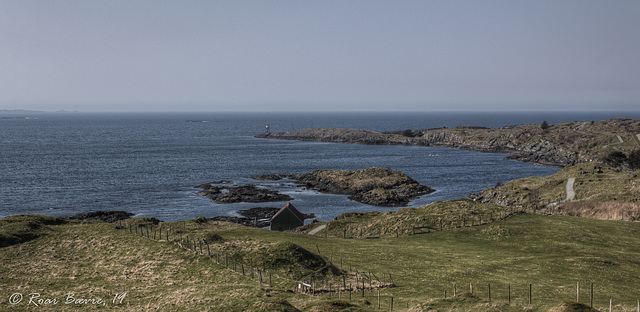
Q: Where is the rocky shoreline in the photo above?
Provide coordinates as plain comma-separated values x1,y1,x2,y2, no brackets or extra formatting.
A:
255,118,640,168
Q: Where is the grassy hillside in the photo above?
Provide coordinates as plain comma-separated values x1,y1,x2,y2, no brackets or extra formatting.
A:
3,213,640,311
471,163,640,211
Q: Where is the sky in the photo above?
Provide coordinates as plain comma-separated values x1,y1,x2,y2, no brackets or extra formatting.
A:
1,1,639,112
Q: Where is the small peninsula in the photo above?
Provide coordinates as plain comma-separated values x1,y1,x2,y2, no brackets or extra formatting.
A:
256,167,434,207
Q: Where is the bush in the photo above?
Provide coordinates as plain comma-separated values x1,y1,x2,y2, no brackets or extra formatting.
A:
629,149,640,170
401,129,415,137
604,151,627,168
541,120,550,130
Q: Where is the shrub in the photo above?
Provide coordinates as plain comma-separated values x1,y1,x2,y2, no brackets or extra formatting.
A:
541,120,550,130
629,149,640,170
603,151,627,168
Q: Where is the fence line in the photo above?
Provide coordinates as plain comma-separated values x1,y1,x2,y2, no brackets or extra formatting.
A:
117,219,640,311
117,220,396,302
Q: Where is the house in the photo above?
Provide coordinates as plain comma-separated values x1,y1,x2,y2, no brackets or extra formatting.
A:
270,202,305,231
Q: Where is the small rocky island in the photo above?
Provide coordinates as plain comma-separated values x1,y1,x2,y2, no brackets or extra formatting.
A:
256,167,434,207
196,183,293,203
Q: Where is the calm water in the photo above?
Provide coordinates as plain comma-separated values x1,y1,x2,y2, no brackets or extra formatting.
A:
2,111,638,222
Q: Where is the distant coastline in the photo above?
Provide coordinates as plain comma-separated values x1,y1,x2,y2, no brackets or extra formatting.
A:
257,117,640,169
0,109,45,114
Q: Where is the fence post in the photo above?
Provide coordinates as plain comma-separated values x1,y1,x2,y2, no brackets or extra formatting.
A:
508,284,511,304
577,281,580,302
529,284,532,305
488,283,491,302
591,283,593,308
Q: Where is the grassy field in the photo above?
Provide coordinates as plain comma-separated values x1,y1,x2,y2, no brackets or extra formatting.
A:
3,211,640,311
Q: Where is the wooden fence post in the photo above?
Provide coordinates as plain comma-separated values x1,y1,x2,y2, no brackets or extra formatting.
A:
591,283,593,308
529,284,532,305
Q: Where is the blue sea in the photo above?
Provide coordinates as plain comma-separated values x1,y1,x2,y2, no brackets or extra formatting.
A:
2,111,638,222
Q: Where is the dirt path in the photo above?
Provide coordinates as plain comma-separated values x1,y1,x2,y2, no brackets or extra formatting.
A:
308,224,327,235
565,178,576,201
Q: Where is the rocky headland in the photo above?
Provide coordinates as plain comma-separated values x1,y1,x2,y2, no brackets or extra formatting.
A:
256,167,434,207
256,117,640,168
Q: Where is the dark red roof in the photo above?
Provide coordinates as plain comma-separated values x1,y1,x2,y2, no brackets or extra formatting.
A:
272,202,305,222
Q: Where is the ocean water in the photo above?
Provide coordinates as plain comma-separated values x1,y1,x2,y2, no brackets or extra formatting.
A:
2,111,638,222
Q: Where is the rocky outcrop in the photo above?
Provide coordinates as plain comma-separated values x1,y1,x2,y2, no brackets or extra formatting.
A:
68,211,134,223
196,184,293,203
256,118,640,168
258,167,434,207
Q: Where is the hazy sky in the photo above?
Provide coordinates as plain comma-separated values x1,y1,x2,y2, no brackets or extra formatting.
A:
1,1,639,112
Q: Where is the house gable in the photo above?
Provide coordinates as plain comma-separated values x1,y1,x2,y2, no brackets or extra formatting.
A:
270,202,304,231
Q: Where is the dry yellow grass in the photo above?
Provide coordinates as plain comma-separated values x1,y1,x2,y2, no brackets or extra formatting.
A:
548,201,640,221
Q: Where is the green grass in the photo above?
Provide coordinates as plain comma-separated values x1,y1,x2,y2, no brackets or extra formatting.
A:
186,214,640,311
3,212,640,311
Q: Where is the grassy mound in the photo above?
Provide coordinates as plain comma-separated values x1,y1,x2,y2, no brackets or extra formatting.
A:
305,300,369,312
549,201,640,221
247,298,300,312
0,214,66,247
548,302,597,312
313,199,509,238
212,239,340,280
